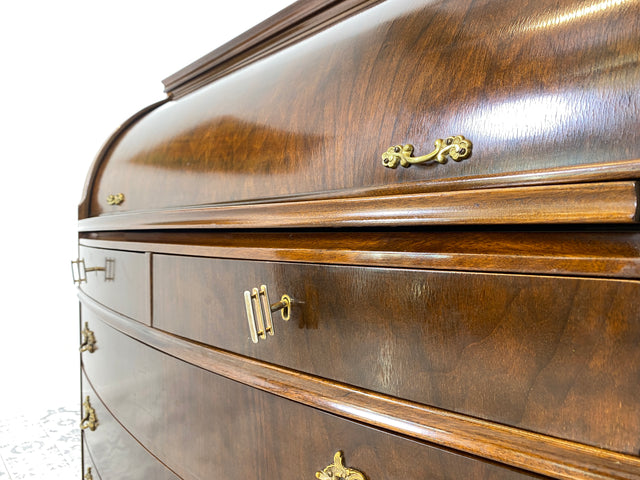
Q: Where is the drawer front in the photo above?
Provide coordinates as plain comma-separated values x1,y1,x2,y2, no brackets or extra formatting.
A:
80,306,543,480
152,254,640,455
78,245,150,324
81,371,180,480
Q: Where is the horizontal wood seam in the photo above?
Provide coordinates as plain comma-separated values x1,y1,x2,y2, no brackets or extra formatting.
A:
77,237,640,280
78,291,640,480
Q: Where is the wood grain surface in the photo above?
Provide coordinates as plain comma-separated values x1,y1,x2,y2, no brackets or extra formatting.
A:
77,246,151,324
79,230,640,279
80,306,543,480
79,296,640,480
78,99,168,220
151,253,640,455
87,0,640,216
81,181,639,231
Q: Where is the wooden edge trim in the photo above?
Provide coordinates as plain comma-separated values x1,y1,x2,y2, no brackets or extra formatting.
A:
77,236,640,280
355,158,640,197
78,291,640,480
78,98,170,220
78,181,639,231
162,0,381,97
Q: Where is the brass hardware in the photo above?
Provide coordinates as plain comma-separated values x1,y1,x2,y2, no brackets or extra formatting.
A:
84,467,94,480
80,396,98,431
382,135,472,168
260,285,275,336
243,285,291,343
106,193,125,205
316,452,366,480
80,322,97,353
251,287,267,340
244,290,259,343
71,258,115,284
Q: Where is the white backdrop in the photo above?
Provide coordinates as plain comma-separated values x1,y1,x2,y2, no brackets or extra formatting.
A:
0,0,294,416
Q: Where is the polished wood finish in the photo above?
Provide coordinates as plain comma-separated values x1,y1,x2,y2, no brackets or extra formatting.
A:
88,0,640,217
80,296,640,480
82,181,639,231
78,99,168,220
75,0,640,478
81,373,180,479
80,230,640,279
78,246,151,324
151,253,640,454
80,305,542,480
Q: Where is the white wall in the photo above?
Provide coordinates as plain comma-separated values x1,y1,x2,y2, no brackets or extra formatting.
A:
0,0,294,416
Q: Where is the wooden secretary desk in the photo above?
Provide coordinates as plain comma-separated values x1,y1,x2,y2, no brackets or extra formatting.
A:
73,1,640,479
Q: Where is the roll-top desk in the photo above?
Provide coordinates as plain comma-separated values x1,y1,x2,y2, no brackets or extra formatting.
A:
73,1,640,478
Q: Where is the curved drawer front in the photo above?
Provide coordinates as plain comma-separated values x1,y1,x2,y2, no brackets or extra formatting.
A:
89,0,640,216
81,372,180,480
78,246,150,324
152,253,640,455
80,306,542,480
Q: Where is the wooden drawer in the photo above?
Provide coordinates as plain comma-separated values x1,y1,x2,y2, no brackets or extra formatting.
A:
81,371,180,480
77,245,150,324
152,254,640,456
80,306,543,480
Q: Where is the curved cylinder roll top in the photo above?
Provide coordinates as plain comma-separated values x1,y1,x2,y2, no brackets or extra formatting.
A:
82,0,640,221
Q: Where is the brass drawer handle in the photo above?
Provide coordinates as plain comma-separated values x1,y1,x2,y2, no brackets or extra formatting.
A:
382,135,472,168
80,396,98,431
71,258,115,284
84,467,94,480
106,193,125,205
243,284,290,343
317,452,366,480
80,322,97,353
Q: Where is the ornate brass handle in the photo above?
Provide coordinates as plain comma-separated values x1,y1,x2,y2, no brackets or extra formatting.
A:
84,467,94,480
71,258,115,284
382,135,472,168
80,396,98,431
80,322,97,353
316,452,366,480
244,284,291,343
106,193,125,205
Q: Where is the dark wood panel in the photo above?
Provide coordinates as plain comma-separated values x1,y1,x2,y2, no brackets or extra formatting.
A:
79,230,640,279
79,295,640,480
84,181,639,230
81,308,547,480
151,254,640,455
81,373,180,480
89,0,640,214
77,246,151,324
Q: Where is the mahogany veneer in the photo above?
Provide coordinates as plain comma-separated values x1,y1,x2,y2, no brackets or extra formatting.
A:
75,1,640,479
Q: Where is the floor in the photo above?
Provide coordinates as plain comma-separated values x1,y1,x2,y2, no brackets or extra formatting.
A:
0,406,81,479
